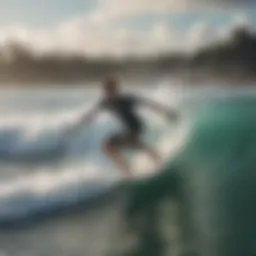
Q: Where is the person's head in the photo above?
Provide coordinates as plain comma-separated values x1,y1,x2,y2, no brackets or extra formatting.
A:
102,76,120,99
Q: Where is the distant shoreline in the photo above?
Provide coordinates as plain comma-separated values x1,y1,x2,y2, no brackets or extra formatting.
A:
0,26,255,87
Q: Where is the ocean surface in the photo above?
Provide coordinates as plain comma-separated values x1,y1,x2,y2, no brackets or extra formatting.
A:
0,82,255,256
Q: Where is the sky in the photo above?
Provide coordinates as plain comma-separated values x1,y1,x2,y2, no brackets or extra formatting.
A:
0,0,255,58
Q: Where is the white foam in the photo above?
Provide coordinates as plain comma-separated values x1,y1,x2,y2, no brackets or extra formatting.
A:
0,82,188,217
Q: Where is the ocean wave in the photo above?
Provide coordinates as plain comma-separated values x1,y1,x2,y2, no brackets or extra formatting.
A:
0,165,120,226
0,115,120,165
0,84,183,228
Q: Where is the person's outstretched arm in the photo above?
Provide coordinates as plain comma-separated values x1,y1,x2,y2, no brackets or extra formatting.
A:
65,105,100,135
139,97,178,121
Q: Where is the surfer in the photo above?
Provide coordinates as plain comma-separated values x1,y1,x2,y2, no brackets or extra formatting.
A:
67,76,178,178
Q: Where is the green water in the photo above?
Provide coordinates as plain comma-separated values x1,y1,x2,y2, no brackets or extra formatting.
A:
0,95,255,256
123,96,256,256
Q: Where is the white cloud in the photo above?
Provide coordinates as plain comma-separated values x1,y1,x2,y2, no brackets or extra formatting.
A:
0,12,252,59
0,0,253,59
54,19,188,57
0,18,183,58
89,0,251,23
90,0,197,22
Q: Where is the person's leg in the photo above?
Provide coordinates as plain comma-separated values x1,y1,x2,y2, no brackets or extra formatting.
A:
119,129,162,166
102,136,134,178
133,140,162,165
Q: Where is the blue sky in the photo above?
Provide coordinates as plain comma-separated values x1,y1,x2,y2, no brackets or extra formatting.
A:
0,0,95,26
0,0,255,57
1,0,255,29
119,12,256,32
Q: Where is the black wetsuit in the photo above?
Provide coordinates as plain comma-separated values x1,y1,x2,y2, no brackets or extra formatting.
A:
99,94,144,146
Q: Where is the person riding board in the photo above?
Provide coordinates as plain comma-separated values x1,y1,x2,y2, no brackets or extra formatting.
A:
67,76,178,178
